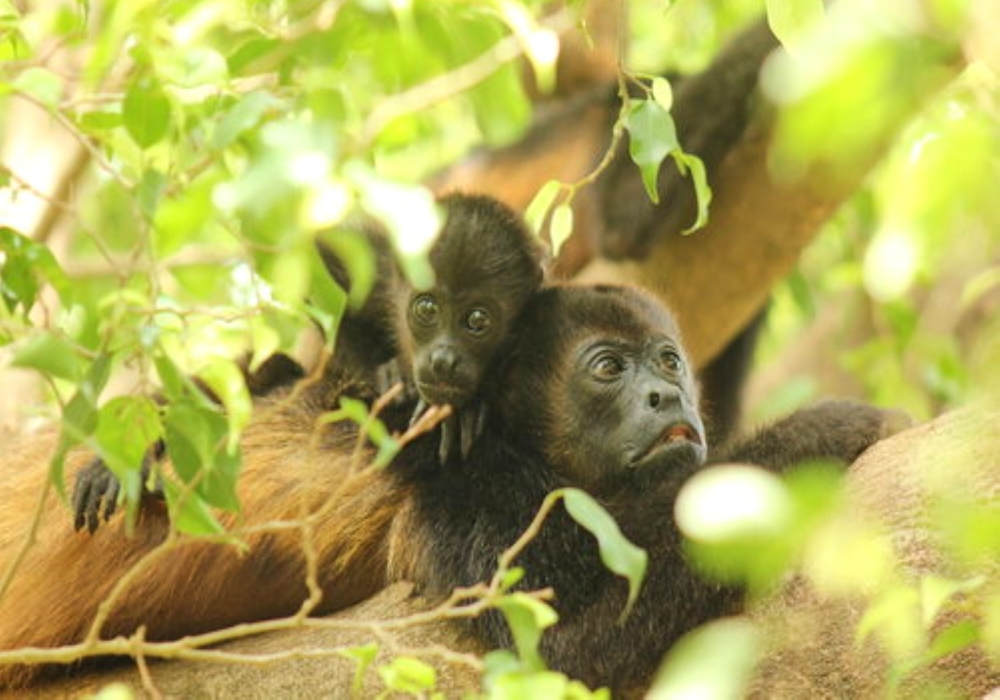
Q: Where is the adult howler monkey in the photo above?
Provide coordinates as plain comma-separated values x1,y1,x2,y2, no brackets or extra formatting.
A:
386,284,905,694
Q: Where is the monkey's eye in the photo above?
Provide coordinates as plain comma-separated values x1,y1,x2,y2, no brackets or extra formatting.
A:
465,308,491,335
591,353,625,380
412,295,440,325
659,350,683,372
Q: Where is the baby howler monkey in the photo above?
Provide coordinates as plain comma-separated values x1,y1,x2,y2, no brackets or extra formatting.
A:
319,192,549,464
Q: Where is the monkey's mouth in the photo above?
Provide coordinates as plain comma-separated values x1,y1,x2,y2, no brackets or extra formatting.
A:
655,422,702,449
415,381,470,408
631,422,705,468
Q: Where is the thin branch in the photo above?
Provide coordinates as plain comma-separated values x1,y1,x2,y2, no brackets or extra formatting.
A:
361,9,574,144
12,93,133,192
0,476,52,602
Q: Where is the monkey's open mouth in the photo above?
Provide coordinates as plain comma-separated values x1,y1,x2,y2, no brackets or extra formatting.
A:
654,422,702,450
632,422,703,467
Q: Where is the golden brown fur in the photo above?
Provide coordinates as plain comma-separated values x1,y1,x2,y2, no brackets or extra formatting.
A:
0,371,406,689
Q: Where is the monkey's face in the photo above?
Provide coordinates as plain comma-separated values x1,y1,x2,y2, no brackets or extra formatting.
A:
556,331,706,490
503,285,706,493
407,289,512,408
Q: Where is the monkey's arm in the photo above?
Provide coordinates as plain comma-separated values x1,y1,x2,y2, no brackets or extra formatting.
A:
712,399,912,471
71,352,306,533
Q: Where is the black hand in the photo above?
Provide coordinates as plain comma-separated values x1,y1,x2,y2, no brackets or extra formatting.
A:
71,439,167,534
72,458,122,534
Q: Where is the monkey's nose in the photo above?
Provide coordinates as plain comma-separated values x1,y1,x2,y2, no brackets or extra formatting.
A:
430,347,459,376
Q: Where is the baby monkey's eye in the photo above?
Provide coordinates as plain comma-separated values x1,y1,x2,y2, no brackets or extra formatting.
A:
412,295,440,325
465,308,491,334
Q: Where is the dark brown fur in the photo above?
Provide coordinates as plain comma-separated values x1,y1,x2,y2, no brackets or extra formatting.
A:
385,284,906,694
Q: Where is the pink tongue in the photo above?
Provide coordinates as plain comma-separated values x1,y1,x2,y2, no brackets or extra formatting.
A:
668,425,691,442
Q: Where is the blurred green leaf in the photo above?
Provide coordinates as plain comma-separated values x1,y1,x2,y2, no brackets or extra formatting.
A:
162,477,227,536
377,656,437,693
549,203,574,258
123,78,171,148
11,331,89,382
196,358,253,452
0,227,71,311
624,98,679,204
496,592,559,672
13,66,62,108
672,151,710,233
338,642,379,694
47,354,113,495
648,618,760,700
525,180,561,236
765,0,824,51
211,91,280,150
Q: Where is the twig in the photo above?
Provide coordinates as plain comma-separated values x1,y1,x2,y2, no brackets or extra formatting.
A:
361,9,574,144
0,475,52,602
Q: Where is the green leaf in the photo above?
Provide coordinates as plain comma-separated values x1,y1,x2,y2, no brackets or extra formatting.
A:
50,354,114,494
162,478,227,536
93,396,163,526
13,66,62,108
672,152,711,234
377,656,437,693
923,619,979,664
651,77,673,112
648,618,760,700
562,488,647,619
0,226,71,310
624,98,680,204
765,0,825,52
93,396,162,477
337,642,379,694
490,671,571,700
123,78,171,148
212,91,278,150
525,180,561,236
11,331,89,382
325,396,400,469
315,227,378,312
919,575,986,627
495,592,558,671
549,203,574,258
196,358,253,452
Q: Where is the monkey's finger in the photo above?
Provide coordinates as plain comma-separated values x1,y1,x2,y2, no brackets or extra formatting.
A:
459,407,477,460
409,399,429,427
460,403,488,460
439,416,458,465
71,467,94,532
102,478,121,522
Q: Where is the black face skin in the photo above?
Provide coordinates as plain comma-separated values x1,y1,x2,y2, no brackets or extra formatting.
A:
408,193,546,409
563,332,705,488
496,284,706,491
407,289,510,407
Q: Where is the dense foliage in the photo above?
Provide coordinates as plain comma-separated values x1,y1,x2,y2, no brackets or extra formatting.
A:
1,0,997,696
